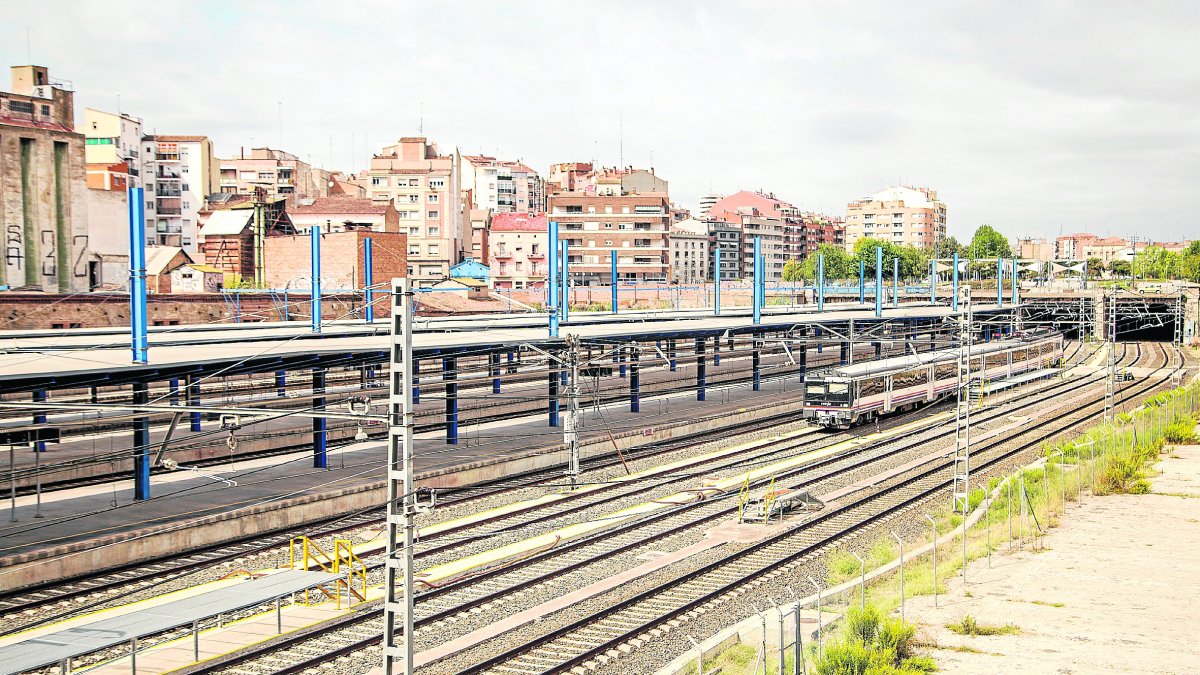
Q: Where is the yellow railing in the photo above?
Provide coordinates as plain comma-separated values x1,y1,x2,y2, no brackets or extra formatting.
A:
290,536,367,607
761,476,778,524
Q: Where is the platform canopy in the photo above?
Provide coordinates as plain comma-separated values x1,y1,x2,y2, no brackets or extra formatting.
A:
0,569,339,675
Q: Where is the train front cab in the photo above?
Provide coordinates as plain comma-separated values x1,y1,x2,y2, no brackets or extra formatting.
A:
803,377,855,429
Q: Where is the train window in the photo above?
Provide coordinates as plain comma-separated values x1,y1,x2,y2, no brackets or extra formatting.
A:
860,376,886,397
893,369,929,388
986,353,1006,368
827,382,850,403
805,383,825,399
935,362,956,380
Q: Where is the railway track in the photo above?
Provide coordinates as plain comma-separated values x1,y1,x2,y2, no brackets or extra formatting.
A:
194,341,1169,674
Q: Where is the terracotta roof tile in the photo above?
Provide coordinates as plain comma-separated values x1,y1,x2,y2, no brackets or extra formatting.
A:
490,212,547,232
289,197,388,215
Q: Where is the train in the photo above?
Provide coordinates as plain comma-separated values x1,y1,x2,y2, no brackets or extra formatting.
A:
802,332,1064,429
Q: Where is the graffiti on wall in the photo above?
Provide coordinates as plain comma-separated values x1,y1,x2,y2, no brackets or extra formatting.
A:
40,230,56,278
72,235,89,278
5,225,23,269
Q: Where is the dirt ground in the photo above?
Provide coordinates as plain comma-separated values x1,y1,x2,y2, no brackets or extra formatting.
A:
905,445,1200,674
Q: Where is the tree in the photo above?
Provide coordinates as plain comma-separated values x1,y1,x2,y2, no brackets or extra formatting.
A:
1085,257,1104,279
1179,241,1200,283
850,238,928,278
968,225,1013,260
781,259,803,282
798,243,855,280
1133,245,1179,280
1110,259,1132,277
933,236,965,260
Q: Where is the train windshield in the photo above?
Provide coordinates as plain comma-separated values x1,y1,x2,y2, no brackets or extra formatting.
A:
805,381,850,406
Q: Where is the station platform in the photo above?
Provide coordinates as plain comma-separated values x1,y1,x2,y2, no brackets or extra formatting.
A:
0,363,813,591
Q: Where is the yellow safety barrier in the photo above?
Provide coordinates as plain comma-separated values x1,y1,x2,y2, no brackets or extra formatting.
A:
761,476,778,525
334,540,367,609
736,476,751,523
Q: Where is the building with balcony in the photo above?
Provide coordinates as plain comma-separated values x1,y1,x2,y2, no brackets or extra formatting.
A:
366,136,467,286
668,220,710,283
461,155,545,214
488,212,548,290
140,135,218,252
217,147,330,199
80,108,142,190
0,65,90,291
547,190,671,284
707,190,840,280
844,185,946,250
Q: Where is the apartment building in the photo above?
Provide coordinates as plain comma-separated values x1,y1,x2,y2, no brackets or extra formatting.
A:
0,65,89,291
461,155,545,214
140,135,218,251
844,186,946,250
668,220,710,283
707,191,840,280
489,212,548,290
709,220,743,280
1018,237,1055,262
546,191,671,284
1054,232,1098,259
80,108,143,190
697,193,724,219
547,161,593,192
218,147,330,199
366,136,467,285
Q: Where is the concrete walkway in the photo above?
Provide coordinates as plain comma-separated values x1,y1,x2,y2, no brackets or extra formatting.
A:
908,445,1200,674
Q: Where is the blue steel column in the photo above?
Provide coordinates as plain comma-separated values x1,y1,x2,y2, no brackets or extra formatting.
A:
859,260,865,304
507,350,517,374
490,352,501,394
713,335,720,366
275,370,286,397
668,338,677,372
33,390,47,453
1011,258,1018,305
548,220,559,337
127,186,148,364
629,345,641,412
619,347,627,378
412,361,421,404
816,325,823,353
310,226,322,333
548,360,560,427
875,246,883,318
752,236,762,325
169,378,180,405
696,338,706,401
133,381,150,500
893,257,900,307
363,237,375,323
187,374,201,432
714,246,721,316
444,357,458,444
312,368,327,468
952,252,960,312
817,253,825,312
931,259,937,304
997,255,1003,306
611,249,618,313
798,327,808,383
560,239,570,323
752,334,762,391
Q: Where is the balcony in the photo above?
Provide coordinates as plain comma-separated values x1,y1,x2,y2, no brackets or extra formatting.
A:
156,170,181,180
492,250,513,259
155,153,180,162
156,189,182,198
157,207,183,216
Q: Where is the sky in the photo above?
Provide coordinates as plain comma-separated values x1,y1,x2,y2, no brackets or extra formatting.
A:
4,1,1199,242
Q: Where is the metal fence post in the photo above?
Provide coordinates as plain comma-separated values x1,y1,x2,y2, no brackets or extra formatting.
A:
807,576,823,661
1054,450,1066,513
787,585,804,675
985,490,991,567
852,551,865,609
193,620,199,661
891,531,905,622
925,514,938,607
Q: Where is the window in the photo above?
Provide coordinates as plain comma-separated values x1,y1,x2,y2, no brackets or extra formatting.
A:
516,262,523,271
257,171,273,179
429,244,440,256
182,202,190,209
408,195,419,203
408,226,419,235
428,178,445,189
428,226,440,236
9,100,33,115
564,205,583,213
181,183,189,191
604,206,613,214
372,177,387,186
408,245,420,255
427,210,439,219
408,178,420,186
428,194,439,203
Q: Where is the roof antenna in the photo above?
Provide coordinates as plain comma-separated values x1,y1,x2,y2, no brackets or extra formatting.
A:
619,109,624,169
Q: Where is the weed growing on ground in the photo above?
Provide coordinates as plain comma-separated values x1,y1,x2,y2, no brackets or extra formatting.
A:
812,605,934,675
946,614,1021,636
1029,600,1066,608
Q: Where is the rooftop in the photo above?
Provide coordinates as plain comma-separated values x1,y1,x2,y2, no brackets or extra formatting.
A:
288,197,388,215
490,212,547,232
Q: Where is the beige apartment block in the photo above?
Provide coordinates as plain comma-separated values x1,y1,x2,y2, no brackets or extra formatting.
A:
547,190,671,284
844,185,946,250
218,147,330,200
366,136,467,286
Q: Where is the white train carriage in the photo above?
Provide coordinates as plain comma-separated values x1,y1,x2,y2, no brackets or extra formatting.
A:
803,333,1064,429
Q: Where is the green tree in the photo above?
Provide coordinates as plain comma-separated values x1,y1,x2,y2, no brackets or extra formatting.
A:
1133,245,1180,279
781,259,803,282
1179,241,1200,283
1110,259,1132,277
850,238,928,278
968,224,1013,260
933,236,965,260
798,243,855,280
1085,257,1104,278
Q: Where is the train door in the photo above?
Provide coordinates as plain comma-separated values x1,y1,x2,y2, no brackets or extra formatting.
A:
884,375,893,412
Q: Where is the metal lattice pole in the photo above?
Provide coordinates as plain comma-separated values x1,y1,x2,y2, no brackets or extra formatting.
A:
565,335,581,489
383,278,416,675
1105,293,1116,423
951,286,973,582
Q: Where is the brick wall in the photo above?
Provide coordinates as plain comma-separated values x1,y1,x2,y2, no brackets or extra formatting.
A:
263,231,406,292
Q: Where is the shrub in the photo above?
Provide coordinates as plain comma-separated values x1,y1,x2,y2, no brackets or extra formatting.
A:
946,614,1020,636
815,606,933,674
1163,420,1197,444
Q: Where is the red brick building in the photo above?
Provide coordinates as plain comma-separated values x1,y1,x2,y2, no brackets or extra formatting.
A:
546,192,670,284
264,230,407,293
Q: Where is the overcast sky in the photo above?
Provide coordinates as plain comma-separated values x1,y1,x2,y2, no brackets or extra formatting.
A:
5,1,1198,242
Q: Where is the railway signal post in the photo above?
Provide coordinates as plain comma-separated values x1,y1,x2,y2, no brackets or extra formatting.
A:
384,277,417,675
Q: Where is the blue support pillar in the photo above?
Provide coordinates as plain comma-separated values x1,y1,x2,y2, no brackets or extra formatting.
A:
629,345,640,412
619,347,627,378
187,374,201,432
798,327,808,383
310,226,322,333
507,350,517,374
548,220,559,337
363,237,375,323
1011,258,1018,305
275,370,286,397
548,360,560,427
714,246,721,316
952,252,960,312
817,253,825,312
668,338,677,372
610,249,618,313
127,186,148,364
816,326,823,353
875,246,883,318
490,352,501,394
893,256,900,308
859,260,865,304
752,334,762,391
713,335,721,366
696,338,706,401
997,255,1003,306
444,357,458,445
133,381,150,500
840,339,849,365
412,361,421,405
560,239,570,323
169,378,180,406
752,236,762,325
312,368,327,468
33,390,47,453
